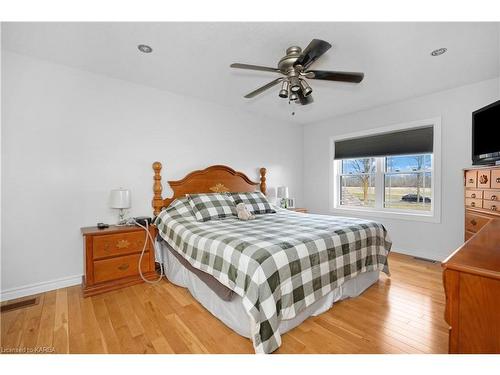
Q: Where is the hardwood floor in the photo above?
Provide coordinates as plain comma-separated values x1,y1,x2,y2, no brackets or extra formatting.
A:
0,252,449,354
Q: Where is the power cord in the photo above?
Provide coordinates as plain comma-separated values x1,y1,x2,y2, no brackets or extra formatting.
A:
125,218,165,284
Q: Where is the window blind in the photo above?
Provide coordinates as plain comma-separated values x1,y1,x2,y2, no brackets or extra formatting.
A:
334,126,434,160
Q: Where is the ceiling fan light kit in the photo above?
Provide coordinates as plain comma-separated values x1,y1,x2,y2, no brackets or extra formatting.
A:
299,79,313,97
279,80,289,98
289,76,301,92
230,39,364,106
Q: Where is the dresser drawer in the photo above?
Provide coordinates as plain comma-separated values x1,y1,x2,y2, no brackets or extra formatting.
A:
94,252,151,283
465,198,482,209
483,190,500,202
465,212,491,233
477,170,491,188
465,190,483,199
93,230,149,259
465,170,477,188
482,200,499,213
491,169,500,189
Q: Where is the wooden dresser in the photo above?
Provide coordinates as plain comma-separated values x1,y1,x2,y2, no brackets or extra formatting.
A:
464,166,500,240
441,165,500,354
81,225,157,297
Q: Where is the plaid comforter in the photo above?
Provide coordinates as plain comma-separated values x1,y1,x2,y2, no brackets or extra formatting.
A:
155,199,391,354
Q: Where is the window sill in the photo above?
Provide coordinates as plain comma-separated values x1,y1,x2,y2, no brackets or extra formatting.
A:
330,206,441,223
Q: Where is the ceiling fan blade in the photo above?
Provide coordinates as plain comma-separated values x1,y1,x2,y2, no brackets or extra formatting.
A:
244,78,283,98
297,90,314,105
230,63,280,73
306,70,364,83
294,39,332,69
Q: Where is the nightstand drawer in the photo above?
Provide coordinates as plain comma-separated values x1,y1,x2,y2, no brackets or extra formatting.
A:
94,252,151,283
93,230,149,259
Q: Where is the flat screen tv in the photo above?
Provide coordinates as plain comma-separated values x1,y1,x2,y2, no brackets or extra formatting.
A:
472,100,500,165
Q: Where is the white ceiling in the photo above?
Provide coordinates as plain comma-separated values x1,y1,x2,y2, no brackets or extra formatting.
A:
2,22,499,124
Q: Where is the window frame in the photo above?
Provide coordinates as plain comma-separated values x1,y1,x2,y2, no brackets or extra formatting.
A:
330,118,441,223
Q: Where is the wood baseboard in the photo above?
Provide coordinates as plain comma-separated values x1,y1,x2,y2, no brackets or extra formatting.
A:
0,274,82,302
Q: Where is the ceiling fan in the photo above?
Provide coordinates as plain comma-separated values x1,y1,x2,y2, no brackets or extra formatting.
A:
230,39,364,105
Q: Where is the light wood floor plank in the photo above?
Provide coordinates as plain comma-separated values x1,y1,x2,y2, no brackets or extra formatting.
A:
53,288,69,353
0,252,448,354
67,286,85,353
18,294,45,350
35,290,56,350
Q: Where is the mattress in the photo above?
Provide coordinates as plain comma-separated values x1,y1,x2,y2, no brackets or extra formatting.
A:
158,240,380,339
155,198,390,353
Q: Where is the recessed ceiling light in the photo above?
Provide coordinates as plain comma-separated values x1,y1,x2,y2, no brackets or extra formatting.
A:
138,44,153,53
431,48,447,56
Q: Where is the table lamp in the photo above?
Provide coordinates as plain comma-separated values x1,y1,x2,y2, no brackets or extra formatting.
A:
277,186,289,208
109,188,131,225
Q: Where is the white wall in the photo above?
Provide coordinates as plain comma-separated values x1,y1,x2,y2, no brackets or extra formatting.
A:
303,78,499,261
1,51,304,298
2,49,499,299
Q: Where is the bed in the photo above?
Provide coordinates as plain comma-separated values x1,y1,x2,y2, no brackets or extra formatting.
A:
151,162,392,353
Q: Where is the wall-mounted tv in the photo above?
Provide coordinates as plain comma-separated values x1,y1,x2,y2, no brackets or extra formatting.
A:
472,100,500,165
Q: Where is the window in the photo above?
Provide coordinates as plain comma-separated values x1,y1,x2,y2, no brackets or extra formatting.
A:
384,154,432,211
339,158,376,208
331,119,441,222
337,154,432,212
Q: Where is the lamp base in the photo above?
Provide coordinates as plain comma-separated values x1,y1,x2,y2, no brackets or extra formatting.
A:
116,208,129,226
279,198,289,208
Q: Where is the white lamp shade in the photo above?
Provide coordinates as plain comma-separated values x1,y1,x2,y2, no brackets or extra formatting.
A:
277,186,289,199
109,188,131,209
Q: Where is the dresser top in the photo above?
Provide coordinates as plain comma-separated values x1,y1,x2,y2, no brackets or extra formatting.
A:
463,165,500,171
81,224,146,236
443,219,500,280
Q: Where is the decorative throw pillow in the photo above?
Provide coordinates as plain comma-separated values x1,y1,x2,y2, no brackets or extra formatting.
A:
187,193,237,222
230,191,276,214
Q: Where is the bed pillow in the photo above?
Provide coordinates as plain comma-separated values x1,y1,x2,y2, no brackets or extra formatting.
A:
230,191,276,214
187,193,237,222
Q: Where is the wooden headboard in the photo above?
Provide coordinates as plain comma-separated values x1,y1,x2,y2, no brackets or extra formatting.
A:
152,162,267,215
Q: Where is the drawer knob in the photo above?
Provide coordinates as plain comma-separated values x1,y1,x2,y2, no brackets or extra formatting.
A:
479,174,488,184
468,178,474,183
117,263,130,271
471,193,476,198
491,195,498,201
497,177,500,183
491,205,498,211
470,219,477,226
471,202,475,207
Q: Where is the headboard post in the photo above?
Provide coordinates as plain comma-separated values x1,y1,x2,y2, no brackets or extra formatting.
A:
152,161,164,216
259,168,267,195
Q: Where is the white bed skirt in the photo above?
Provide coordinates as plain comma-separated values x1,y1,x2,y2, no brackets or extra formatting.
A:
159,242,380,339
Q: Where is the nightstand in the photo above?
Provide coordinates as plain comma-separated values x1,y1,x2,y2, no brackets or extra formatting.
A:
288,208,308,213
81,225,157,297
